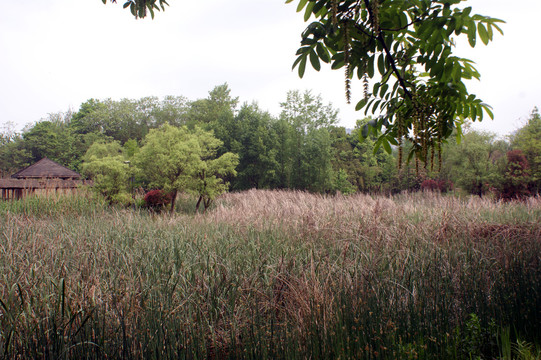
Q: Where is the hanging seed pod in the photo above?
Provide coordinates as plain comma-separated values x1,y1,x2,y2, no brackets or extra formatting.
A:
397,115,403,170
344,20,351,103
354,3,361,18
363,73,369,100
345,65,352,104
331,0,338,26
371,0,380,34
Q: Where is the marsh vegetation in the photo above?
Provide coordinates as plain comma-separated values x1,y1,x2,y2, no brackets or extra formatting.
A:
1,190,540,358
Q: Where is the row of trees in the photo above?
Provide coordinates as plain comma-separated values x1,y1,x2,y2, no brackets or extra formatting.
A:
1,84,540,204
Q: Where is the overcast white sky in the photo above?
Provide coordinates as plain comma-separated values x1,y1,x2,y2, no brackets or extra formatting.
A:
1,1,539,137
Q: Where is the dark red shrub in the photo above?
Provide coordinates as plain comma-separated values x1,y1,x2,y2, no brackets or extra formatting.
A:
421,179,439,191
421,179,453,193
144,190,172,211
437,179,454,193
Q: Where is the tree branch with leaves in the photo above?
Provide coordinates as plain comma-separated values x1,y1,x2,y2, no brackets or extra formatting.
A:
289,0,504,168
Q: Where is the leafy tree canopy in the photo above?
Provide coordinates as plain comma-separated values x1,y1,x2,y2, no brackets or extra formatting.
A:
135,123,200,213
135,123,238,213
289,0,503,164
81,140,131,204
187,127,239,212
280,90,338,131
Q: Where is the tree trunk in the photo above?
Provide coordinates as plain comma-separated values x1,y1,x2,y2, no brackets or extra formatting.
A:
195,195,203,213
169,190,178,215
203,197,212,213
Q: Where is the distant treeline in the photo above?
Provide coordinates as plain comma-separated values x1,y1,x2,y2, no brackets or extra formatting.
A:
1,84,539,198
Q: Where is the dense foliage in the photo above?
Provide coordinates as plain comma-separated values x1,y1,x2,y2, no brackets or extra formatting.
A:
1,85,539,201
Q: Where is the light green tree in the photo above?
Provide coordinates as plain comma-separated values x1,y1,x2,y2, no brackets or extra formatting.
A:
136,123,238,214
135,123,200,213
81,140,132,204
445,128,506,196
280,90,338,131
191,152,238,212
332,168,356,194
188,127,239,212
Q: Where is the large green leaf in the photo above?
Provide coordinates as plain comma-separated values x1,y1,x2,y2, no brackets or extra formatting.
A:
309,49,321,71
298,56,307,78
477,22,489,45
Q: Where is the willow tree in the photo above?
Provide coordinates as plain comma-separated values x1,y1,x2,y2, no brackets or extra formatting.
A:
188,127,239,213
135,123,238,214
135,123,201,214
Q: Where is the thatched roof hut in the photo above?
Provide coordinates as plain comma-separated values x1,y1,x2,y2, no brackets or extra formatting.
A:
11,157,81,180
1,158,87,200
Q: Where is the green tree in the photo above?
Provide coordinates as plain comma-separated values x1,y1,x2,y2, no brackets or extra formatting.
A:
222,103,279,190
135,123,200,213
71,98,152,144
500,150,530,200
289,0,503,164
280,90,338,131
188,128,239,212
271,118,295,189
81,140,131,204
511,108,541,194
332,168,356,194
186,84,238,129
303,127,334,192
444,128,506,196
123,139,139,159
136,123,238,214
279,90,338,191
149,95,190,128
0,124,31,177
22,112,79,169
70,99,108,135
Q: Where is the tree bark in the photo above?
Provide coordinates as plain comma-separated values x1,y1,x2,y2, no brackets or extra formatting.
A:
169,190,178,215
195,195,203,213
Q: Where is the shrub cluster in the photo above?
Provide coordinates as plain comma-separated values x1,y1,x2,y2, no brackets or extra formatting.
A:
143,189,171,211
421,178,454,193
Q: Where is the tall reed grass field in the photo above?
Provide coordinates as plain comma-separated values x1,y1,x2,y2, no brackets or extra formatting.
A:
1,190,540,359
